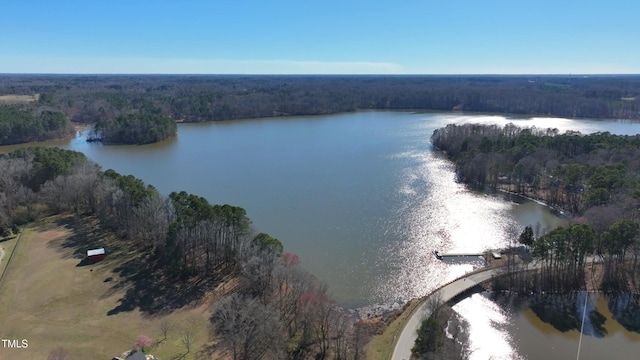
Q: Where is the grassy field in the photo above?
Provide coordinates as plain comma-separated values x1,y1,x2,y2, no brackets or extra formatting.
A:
0,94,39,103
364,299,420,360
0,216,224,360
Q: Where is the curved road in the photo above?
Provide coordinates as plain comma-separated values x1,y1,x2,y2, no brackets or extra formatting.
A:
391,257,597,359
391,266,509,360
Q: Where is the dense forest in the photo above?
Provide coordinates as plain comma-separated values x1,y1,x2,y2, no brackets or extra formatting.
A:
432,123,640,218
0,75,640,144
0,147,362,359
0,74,639,144
0,106,74,145
432,123,640,292
87,113,177,144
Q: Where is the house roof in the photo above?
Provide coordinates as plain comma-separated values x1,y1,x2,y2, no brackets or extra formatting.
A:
125,350,146,360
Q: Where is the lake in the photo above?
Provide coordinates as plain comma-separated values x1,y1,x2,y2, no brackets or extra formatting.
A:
454,292,640,360
3,110,640,359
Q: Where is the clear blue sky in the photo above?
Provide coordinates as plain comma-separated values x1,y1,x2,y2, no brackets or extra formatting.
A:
1,0,638,74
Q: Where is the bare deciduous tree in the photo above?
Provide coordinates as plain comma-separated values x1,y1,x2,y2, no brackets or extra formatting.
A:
211,293,285,360
158,319,170,343
181,328,195,354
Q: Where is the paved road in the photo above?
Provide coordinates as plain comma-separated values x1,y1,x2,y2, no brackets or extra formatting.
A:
391,257,601,359
391,267,507,360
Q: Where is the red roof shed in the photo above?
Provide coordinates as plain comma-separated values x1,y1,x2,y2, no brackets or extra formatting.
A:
87,248,105,263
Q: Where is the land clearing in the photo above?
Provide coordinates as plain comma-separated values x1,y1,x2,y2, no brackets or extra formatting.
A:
0,94,39,103
0,216,228,360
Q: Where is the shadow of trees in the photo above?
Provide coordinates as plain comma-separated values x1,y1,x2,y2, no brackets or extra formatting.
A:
106,253,225,315
528,293,608,337
491,291,609,338
51,215,115,261
493,291,640,337
607,293,640,333
50,216,226,315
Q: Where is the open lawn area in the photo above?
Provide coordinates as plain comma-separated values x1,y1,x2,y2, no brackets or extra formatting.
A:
0,94,39,103
0,216,223,360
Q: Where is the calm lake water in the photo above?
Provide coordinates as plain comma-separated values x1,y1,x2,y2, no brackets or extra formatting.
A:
454,292,640,360
3,111,640,359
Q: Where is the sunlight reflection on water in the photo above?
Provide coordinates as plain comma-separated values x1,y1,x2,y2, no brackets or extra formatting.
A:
453,293,524,360
376,143,517,302
376,135,524,359
375,113,640,359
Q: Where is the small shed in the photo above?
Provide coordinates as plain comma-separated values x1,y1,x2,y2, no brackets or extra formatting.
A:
87,248,105,263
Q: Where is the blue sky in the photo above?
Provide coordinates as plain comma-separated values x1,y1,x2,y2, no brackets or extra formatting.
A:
1,0,638,74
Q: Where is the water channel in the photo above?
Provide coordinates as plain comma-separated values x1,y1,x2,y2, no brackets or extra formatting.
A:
3,110,640,359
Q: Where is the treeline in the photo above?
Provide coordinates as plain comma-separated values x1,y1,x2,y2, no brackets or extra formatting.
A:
431,123,640,226
481,222,640,344
0,147,362,359
433,123,640,289
87,113,177,144
495,219,640,309
1,75,639,127
0,106,74,145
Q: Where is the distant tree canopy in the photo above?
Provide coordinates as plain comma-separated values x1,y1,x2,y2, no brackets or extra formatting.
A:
2,75,639,146
0,106,74,145
1,75,639,128
432,123,640,218
88,113,176,144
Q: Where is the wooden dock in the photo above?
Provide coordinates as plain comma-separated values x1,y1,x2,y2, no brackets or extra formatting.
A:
434,251,484,260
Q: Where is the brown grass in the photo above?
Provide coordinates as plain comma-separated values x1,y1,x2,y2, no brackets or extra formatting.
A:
0,94,39,103
364,299,421,360
0,216,227,360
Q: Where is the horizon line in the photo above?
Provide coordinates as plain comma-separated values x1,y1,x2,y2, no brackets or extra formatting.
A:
2,73,640,77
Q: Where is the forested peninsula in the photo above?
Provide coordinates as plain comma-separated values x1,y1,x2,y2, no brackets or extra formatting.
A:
1,74,639,145
87,113,177,144
431,123,640,292
0,147,363,358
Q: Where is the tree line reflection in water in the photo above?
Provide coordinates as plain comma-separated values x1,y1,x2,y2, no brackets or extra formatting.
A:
490,291,640,338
